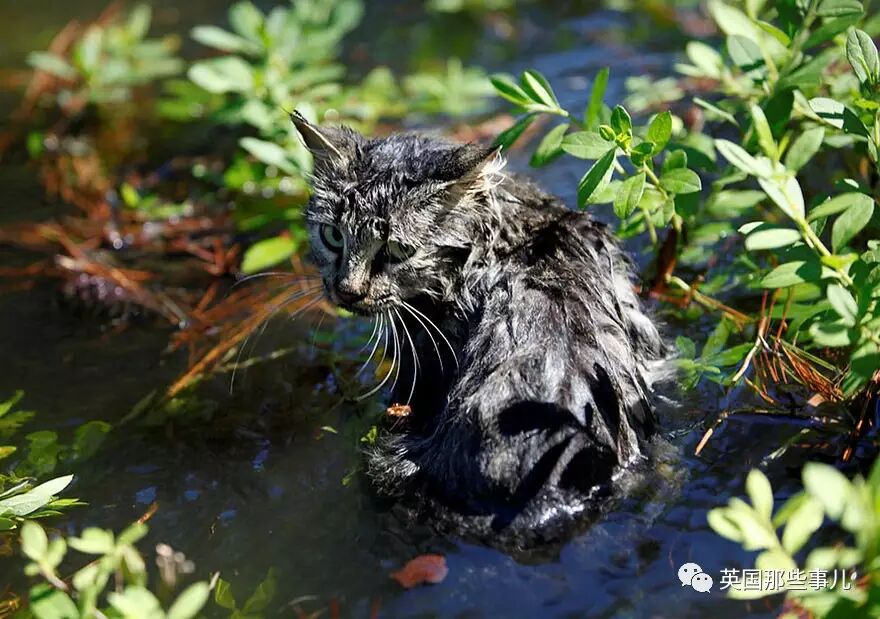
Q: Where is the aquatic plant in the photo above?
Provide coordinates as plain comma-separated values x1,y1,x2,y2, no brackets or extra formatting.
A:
1,0,492,393
709,461,880,617
18,520,212,619
0,392,94,534
490,0,880,405
25,4,182,112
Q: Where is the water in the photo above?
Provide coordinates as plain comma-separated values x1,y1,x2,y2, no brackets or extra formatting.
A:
0,2,836,616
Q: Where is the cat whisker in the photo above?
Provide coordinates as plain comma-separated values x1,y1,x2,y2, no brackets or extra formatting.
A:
358,313,381,355
354,313,384,378
229,286,323,393
354,310,396,400
401,301,458,370
387,311,403,400
310,311,328,356
400,303,443,373
231,272,321,291
394,307,419,405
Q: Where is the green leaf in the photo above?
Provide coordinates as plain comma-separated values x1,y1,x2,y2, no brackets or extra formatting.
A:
755,548,797,577
127,4,152,39
809,97,846,129
662,150,688,172
241,236,297,274
69,527,115,555
76,27,102,72
577,148,616,208
750,104,777,159
610,105,632,136
520,69,558,108
108,586,163,619
659,168,701,194
117,522,148,546
191,25,260,54
727,500,778,550
761,261,819,288
675,335,697,359
847,28,879,84
229,1,264,41
168,582,211,619
693,97,739,127
684,41,724,79
805,14,862,47
628,141,655,166
0,475,73,517
827,283,859,325
239,137,295,174
727,34,764,77
831,195,874,251
72,420,110,460
490,74,531,106
817,0,864,18
613,173,646,219
30,586,79,619
709,0,761,38
188,57,254,94
646,111,672,153
561,131,614,159
214,578,236,609
784,127,825,172
745,227,802,250
746,469,774,520
707,508,743,542
585,67,609,128
494,113,536,150
758,174,805,220
0,390,24,417
809,320,853,346
715,139,769,177
72,562,100,592
243,568,277,613
529,124,567,167
20,521,48,561
851,340,880,382
756,19,791,45
803,462,850,520
808,192,872,221
27,52,77,80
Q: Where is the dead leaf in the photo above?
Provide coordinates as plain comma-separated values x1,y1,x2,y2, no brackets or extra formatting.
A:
390,554,448,588
386,404,412,418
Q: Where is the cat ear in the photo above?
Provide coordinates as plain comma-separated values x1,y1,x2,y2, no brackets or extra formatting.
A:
290,111,356,162
433,143,502,183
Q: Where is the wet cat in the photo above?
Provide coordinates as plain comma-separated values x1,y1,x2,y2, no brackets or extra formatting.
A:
292,112,666,545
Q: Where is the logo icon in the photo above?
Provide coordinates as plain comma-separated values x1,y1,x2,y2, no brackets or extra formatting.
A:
678,562,713,593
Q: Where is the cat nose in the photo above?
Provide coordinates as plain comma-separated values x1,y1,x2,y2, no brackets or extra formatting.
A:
336,284,367,305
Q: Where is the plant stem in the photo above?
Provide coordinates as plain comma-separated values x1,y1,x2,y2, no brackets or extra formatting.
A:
666,275,753,326
797,220,856,287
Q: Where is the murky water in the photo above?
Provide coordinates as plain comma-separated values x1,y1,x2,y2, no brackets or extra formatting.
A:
0,2,836,617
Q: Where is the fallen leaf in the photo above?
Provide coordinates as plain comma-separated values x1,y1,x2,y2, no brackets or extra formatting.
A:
390,554,448,588
386,404,412,418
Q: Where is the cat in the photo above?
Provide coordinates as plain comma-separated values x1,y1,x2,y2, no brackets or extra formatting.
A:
292,112,666,546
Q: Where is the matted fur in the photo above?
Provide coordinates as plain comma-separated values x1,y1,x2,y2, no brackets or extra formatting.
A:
292,113,666,545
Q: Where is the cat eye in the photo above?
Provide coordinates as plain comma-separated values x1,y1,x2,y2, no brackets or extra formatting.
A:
387,240,417,263
319,224,344,251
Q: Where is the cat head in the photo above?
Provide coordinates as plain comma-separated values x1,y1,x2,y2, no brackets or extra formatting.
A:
291,112,502,315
